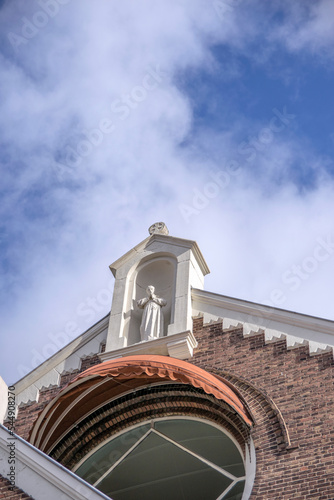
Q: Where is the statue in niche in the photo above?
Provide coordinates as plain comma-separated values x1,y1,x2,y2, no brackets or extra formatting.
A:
137,285,167,342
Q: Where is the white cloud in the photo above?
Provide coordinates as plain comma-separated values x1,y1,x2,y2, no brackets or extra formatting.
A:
271,0,334,58
0,0,333,384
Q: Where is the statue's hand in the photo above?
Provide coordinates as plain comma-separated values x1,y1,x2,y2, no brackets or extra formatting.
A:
137,297,149,308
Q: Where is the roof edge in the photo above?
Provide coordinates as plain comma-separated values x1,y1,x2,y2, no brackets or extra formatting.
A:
0,424,110,500
192,288,334,337
14,314,110,393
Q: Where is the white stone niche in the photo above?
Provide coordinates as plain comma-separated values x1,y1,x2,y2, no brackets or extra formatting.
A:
102,233,209,360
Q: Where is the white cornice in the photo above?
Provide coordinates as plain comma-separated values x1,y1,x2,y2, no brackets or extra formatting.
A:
192,288,334,336
109,236,151,275
147,234,210,275
14,314,110,393
109,233,210,276
99,330,198,361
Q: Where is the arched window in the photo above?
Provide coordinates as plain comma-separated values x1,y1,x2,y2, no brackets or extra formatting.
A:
30,356,255,498
74,417,246,500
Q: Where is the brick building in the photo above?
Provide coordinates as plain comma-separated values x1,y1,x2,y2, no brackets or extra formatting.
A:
1,223,334,499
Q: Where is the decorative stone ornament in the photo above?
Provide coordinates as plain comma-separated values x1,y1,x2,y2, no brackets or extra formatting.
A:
148,222,169,235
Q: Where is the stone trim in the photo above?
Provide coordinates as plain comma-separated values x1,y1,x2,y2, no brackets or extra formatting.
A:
99,330,198,361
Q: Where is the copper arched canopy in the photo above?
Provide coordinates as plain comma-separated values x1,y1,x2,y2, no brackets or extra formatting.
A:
30,355,253,453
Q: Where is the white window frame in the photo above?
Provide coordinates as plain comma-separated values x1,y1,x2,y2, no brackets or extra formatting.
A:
73,416,256,500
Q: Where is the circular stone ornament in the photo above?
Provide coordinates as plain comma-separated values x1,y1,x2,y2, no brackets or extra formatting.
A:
148,222,169,236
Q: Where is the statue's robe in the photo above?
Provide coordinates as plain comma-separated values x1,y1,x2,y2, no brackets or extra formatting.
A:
137,295,167,341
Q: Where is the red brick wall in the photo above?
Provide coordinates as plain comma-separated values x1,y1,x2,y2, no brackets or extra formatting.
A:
191,317,334,499
11,321,334,499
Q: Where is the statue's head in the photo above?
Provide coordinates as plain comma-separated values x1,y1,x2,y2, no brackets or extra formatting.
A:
146,285,155,297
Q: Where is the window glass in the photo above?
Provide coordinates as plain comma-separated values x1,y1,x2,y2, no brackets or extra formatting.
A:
99,432,232,500
75,423,150,484
75,418,246,500
155,419,245,477
224,480,246,500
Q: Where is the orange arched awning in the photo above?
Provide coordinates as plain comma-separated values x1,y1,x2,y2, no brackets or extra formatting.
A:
30,355,253,452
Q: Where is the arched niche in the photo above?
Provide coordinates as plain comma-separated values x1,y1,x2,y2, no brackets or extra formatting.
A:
123,255,176,346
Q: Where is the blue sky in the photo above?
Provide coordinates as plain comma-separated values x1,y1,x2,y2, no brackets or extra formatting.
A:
0,0,334,384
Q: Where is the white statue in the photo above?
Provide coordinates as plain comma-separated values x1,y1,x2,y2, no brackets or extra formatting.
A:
137,285,167,341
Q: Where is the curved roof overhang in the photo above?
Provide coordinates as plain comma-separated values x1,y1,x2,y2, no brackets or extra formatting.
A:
30,355,253,454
